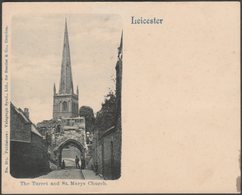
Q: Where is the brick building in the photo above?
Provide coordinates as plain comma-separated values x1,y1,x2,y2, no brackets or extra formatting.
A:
10,102,50,178
92,32,122,180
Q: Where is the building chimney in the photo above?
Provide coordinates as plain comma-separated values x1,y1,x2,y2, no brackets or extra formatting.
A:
24,108,29,118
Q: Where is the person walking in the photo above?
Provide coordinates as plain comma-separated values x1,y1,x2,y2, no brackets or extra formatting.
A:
61,160,65,169
81,158,85,169
75,156,80,169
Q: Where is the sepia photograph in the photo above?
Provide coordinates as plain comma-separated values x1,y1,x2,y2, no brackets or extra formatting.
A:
10,14,122,180
1,2,240,194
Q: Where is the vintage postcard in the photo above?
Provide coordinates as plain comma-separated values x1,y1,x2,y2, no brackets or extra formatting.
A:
1,2,240,194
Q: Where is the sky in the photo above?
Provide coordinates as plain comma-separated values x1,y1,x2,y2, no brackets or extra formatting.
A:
11,14,122,124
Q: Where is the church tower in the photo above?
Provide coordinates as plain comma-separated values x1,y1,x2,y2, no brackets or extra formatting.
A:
53,19,79,119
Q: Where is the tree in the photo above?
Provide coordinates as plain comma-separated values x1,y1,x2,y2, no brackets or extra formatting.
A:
79,106,95,132
45,131,52,146
95,91,116,133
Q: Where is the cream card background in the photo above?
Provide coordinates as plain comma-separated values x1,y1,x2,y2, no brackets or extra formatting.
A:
2,2,240,193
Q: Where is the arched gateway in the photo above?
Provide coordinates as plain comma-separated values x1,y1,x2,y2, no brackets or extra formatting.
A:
47,116,87,168
54,139,85,167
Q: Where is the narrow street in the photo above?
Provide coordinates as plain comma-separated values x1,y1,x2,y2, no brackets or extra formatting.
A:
38,168,84,179
37,158,103,180
38,158,84,179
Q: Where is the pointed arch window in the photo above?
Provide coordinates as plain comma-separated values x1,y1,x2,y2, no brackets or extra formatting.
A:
62,101,68,112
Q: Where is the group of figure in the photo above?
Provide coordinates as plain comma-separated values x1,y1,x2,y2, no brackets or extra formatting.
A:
61,156,85,169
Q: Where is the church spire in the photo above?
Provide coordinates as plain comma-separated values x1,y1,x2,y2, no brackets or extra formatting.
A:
59,19,74,94
118,31,123,59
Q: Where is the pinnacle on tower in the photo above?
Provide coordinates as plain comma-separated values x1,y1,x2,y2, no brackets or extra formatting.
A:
118,31,123,59
77,85,79,96
59,19,74,94
53,83,56,94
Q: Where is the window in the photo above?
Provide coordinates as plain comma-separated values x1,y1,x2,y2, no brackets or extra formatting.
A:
62,101,68,111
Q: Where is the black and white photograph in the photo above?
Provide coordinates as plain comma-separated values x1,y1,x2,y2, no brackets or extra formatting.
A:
10,14,122,180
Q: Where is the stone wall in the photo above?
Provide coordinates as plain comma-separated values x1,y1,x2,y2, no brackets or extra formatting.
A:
54,129,86,149
10,133,50,178
93,128,121,180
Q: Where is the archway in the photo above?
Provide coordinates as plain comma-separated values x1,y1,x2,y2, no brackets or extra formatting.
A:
54,139,85,169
